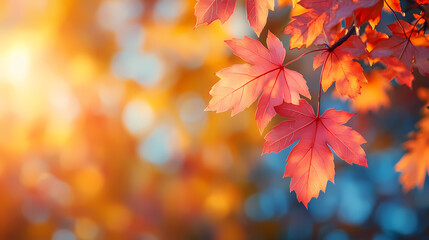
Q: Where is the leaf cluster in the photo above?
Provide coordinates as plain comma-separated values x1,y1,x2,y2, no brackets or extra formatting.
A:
196,0,429,207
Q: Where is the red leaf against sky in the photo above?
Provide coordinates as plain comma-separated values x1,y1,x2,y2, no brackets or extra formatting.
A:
263,100,367,208
194,0,274,35
205,32,310,133
313,35,368,98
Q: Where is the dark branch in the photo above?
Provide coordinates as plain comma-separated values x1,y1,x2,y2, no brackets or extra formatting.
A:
328,25,356,52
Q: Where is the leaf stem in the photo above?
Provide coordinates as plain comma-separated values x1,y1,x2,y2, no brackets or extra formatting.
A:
398,16,423,60
317,54,329,117
285,21,357,117
283,48,326,67
317,74,323,118
384,0,407,38
315,23,356,117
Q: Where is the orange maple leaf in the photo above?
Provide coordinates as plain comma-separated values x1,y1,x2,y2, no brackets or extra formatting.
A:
363,26,415,86
353,0,402,29
284,10,330,49
385,0,402,12
354,0,383,28
313,35,368,98
361,25,388,53
396,89,429,191
194,0,274,35
263,100,367,208
278,0,298,7
374,55,415,87
372,20,429,84
284,0,378,49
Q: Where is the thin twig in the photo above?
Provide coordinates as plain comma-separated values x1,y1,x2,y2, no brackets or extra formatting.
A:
398,16,423,60
328,25,356,52
384,0,407,38
283,48,326,66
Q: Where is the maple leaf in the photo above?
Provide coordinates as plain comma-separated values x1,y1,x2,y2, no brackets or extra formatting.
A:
395,118,429,191
247,0,275,35
354,0,384,28
327,0,379,28
360,26,389,66
263,100,367,208
375,55,415,87
352,0,402,29
385,0,402,12
395,89,429,191
205,32,310,133
284,0,378,49
364,25,415,86
361,25,388,53
194,0,274,35
372,20,429,82
194,0,236,26
284,10,330,49
313,35,368,98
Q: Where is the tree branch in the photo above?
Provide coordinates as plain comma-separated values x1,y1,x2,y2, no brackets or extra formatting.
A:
328,25,356,52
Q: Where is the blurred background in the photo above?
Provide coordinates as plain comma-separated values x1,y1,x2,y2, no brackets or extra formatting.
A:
0,0,428,239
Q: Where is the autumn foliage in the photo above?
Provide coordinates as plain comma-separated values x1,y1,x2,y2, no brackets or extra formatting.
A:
196,0,429,207
395,88,429,191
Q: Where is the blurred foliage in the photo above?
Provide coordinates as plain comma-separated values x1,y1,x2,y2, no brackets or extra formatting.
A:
0,0,427,239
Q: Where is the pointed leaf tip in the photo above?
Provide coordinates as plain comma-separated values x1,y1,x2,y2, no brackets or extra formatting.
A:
264,101,367,206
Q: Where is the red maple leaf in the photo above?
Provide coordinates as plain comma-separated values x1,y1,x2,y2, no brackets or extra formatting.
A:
327,0,379,27
313,35,368,98
263,100,367,208
194,0,274,35
361,25,388,53
417,0,429,4
284,10,331,49
284,0,378,49
373,55,415,87
354,0,383,28
205,32,310,133
361,26,415,86
353,0,402,29
372,20,429,84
